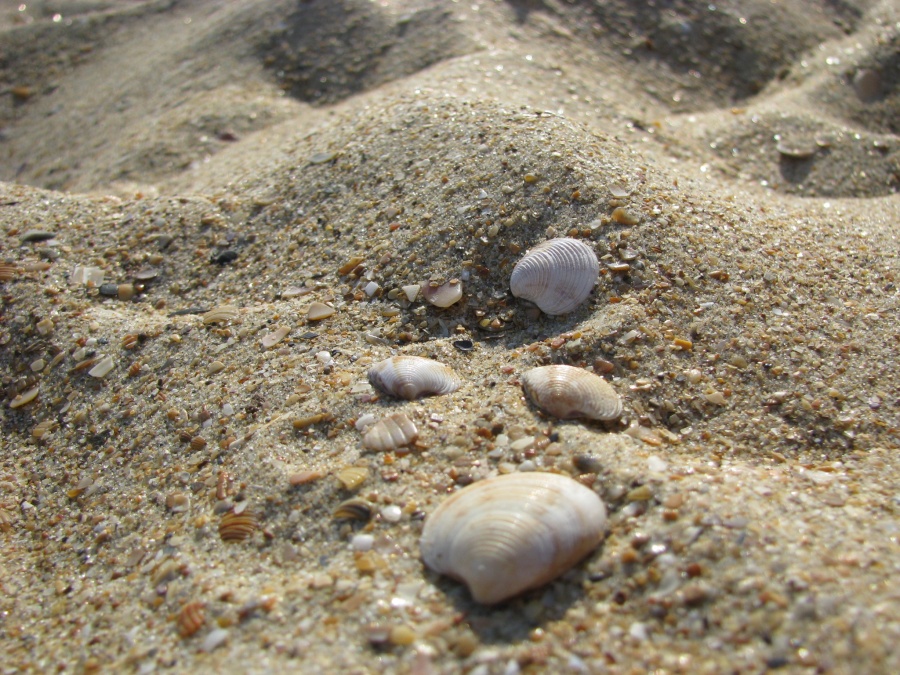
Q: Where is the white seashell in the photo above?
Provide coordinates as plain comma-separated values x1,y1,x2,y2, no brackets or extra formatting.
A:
510,238,599,315
420,472,607,604
521,365,622,421
422,279,463,308
202,304,239,325
368,356,461,400
307,302,336,321
363,413,418,452
261,325,290,348
88,355,115,378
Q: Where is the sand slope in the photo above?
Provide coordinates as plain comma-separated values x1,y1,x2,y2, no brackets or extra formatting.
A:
1,1,898,672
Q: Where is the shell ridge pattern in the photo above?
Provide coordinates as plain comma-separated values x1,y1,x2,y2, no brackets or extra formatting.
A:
509,238,599,315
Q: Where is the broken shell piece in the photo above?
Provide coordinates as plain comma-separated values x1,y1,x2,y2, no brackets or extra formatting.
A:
261,325,290,348
0,262,21,282
510,238,599,315
401,284,420,302
422,279,463,308
333,498,373,521
368,356,461,400
521,365,622,421
363,413,418,452
420,472,607,604
307,302,336,321
202,304,239,325
336,466,369,491
88,355,114,378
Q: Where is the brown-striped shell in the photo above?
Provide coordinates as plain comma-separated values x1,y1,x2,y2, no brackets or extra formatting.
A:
218,508,259,542
420,472,607,604
521,365,622,421
177,601,206,638
368,356,461,400
510,238,599,315
363,413,418,452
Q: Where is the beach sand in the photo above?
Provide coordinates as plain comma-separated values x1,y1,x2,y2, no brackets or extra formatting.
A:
0,1,898,672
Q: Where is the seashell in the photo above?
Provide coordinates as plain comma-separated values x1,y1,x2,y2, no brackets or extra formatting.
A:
368,356,461,400
307,302,336,321
363,413,418,452
333,497,373,521
261,325,290,348
335,466,369,491
521,365,622,421
122,333,140,350
509,238,599,315
88,355,114,378
420,472,607,604
422,279,463,308
218,508,259,542
202,304,239,325
177,601,206,638
189,436,207,451
9,385,39,409
32,419,58,440
0,262,21,282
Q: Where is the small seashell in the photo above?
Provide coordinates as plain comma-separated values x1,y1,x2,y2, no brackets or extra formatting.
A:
422,279,463,308
368,356,461,400
177,601,206,638
218,508,259,542
401,284,420,302
0,262,21,282
363,413,418,452
420,472,607,604
521,365,622,421
32,419,58,440
261,325,290,348
10,385,39,409
292,412,334,429
307,302,336,321
510,238,599,315
336,466,369,491
122,333,141,350
207,360,225,376
333,497,373,521
202,304,239,325
190,436,208,451
88,355,114,378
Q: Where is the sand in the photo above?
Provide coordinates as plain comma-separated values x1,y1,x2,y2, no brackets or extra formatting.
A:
0,0,898,672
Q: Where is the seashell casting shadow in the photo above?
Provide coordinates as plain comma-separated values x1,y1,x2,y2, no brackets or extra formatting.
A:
421,473,607,607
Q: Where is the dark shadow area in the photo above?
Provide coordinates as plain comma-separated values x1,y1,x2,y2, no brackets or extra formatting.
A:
258,0,472,105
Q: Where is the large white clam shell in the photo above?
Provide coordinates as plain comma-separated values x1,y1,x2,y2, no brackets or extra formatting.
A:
521,365,622,421
509,238,599,315
368,356,461,400
420,472,607,604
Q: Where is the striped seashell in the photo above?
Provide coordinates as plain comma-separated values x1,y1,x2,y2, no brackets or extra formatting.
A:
420,472,607,604
368,356,461,400
202,304,239,325
363,413,418,452
333,497,373,521
0,262,21,282
335,466,369,491
218,508,259,542
521,365,622,421
510,238,599,315
177,601,206,638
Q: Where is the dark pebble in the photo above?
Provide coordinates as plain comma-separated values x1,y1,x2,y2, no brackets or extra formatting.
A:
20,230,56,243
212,250,239,265
453,339,474,352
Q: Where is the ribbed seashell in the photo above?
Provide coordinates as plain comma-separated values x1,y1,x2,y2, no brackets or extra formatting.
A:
218,508,259,542
521,365,622,421
368,356,461,400
420,472,607,604
363,413,418,452
177,601,206,638
0,262,21,282
202,304,239,325
509,238,599,315
336,466,369,491
333,497,373,521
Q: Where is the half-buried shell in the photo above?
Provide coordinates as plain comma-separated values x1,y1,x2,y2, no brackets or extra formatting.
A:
420,472,607,604
363,413,418,452
521,365,622,421
510,238,599,315
368,356,461,400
